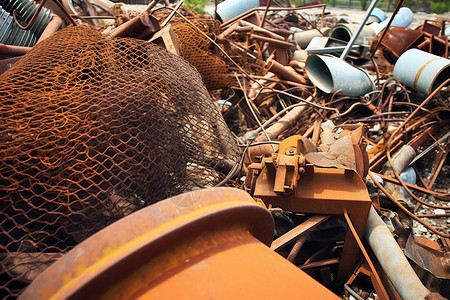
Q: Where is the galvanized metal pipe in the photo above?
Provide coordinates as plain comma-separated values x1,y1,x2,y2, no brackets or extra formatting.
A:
379,7,413,28
366,145,430,299
305,54,374,96
340,0,380,59
393,49,450,95
365,206,430,300
213,0,259,23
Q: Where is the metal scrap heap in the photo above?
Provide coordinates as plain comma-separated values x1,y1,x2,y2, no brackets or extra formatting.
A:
0,0,449,299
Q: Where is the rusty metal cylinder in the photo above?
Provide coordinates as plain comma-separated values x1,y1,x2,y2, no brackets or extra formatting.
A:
20,187,339,300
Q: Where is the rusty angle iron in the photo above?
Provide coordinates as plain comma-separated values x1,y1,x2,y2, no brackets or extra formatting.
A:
20,187,340,300
245,135,372,280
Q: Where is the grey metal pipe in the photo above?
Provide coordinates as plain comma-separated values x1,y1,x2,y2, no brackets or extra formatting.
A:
365,143,430,299
365,206,430,300
340,0,380,59
382,145,417,207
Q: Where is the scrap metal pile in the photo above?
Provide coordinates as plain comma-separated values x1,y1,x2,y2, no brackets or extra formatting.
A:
0,0,449,299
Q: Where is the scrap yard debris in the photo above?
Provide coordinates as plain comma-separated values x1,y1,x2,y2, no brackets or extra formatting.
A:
0,0,449,299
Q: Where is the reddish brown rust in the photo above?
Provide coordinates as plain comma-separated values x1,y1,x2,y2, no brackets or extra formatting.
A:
247,136,372,280
19,188,340,300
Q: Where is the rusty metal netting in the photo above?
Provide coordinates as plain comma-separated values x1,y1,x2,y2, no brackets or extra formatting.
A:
0,24,238,298
154,8,237,91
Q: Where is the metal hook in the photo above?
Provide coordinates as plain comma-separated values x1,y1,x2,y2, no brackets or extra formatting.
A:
12,0,49,30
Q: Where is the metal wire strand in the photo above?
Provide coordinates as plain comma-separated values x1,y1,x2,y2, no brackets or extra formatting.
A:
368,171,449,238
385,79,450,211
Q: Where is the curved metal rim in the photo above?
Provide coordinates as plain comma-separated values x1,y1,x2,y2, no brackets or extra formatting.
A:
20,188,274,300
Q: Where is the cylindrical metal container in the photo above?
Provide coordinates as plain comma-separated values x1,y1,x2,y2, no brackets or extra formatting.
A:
20,187,339,300
380,7,413,28
210,0,259,23
306,54,375,96
393,49,450,95
368,7,387,23
330,23,376,45
290,29,323,49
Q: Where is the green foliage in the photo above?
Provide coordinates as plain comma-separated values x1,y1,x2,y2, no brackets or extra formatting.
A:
183,0,208,14
430,1,448,13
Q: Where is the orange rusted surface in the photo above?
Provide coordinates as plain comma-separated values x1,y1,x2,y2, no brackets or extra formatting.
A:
20,187,339,300
246,135,372,280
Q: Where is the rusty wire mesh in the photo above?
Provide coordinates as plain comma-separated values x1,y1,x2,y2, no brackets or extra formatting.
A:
154,8,238,91
0,24,238,298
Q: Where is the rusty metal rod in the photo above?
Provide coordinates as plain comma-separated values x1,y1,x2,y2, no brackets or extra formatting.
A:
271,215,329,250
340,0,380,59
369,171,450,238
37,15,63,43
385,80,450,215
250,34,293,47
161,0,183,27
298,258,340,270
260,0,272,28
416,213,450,218
344,212,389,300
13,0,48,30
374,173,449,199
0,44,31,57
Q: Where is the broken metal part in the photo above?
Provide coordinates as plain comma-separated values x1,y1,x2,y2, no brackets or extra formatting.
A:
20,188,340,300
149,23,181,55
246,135,372,280
404,235,450,280
110,12,160,39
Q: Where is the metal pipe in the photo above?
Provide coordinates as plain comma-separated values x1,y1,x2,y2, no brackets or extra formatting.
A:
266,58,307,84
306,54,375,96
393,49,450,95
379,7,413,28
161,0,183,27
214,0,259,23
369,7,386,22
290,29,322,49
365,206,430,300
340,0,379,60
36,15,62,43
331,23,376,45
382,145,416,207
0,43,31,57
